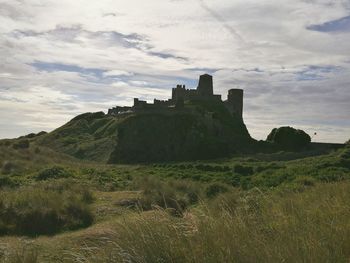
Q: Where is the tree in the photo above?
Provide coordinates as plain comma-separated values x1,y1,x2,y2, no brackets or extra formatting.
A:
266,126,311,150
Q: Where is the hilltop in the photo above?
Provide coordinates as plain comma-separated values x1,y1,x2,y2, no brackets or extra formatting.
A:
1,73,347,263
35,74,253,163
30,73,345,164
0,133,349,262
35,101,251,163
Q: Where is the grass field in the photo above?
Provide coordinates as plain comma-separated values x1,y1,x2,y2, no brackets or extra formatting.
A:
0,137,349,262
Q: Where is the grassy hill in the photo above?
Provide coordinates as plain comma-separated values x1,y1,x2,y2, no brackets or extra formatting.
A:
0,135,349,262
35,112,120,162
0,102,348,262
35,100,252,163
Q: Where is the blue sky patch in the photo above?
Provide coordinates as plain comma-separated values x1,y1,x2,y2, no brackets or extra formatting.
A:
296,65,341,81
148,51,188,61
307,15,350,33
30,61,104,76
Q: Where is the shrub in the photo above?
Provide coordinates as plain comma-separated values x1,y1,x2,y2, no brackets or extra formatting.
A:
0,176,17,188
81,189,95,204
1,140,11,147
240,177,252,190
23,131,47,140
0,184,94,236
233,164,253,176
171,180,201,205
1,161,17,174
36,131,47,137
12,139,30,149
209,190,240,215
317,171,346,182
228,173,241,187
1,245,38,263
133,176,199,215
25,133,37,139
72,112,105,121
267,126,311,150
294,176,316,187
205,183,229,198
195,164,229,172
68,182,350,263
340,148,350,159
36,166,72,180
84,169,122,190
34,147,41,154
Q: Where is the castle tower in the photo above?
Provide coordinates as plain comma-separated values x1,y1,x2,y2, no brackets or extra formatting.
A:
172,84,186,101
197,74,213,96
227,89,243,119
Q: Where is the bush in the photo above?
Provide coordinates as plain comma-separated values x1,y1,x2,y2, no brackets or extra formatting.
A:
0,176,17,188
81,189,95,203
195,164,230,172
1,161,17,174
267,126,311,150
317,170,347,182
83,169,122,190
36,166,72,180
134,176,200,216
294,176,316,187
0,184,94,236
72,112,105,121
37,131,47,137
68,182,350,263
23,131,47,139
12,139,30,149
34,147,41,154
0,140,11,147
205,183,229,198
1,245,38,263
233,164,253,176
25,133,37,139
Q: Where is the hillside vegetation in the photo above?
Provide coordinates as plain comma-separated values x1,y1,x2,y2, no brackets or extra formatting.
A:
0,179,349,262
35,100,252,163
60,181,350,263
0,108,348,262
36,112,120,162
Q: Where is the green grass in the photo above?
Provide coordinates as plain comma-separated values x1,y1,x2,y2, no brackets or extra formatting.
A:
35,113,121,162
1,135,349,191
65,181,350,262
31,101,254,164
0,181,94,236
2,181,348,262
0,136,349,262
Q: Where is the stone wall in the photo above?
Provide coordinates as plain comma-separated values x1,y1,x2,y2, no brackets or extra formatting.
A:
108,74,243,118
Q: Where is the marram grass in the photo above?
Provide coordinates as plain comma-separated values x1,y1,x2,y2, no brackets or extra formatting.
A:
62,181,350,263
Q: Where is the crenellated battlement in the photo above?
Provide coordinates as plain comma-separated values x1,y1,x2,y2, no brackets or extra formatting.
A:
108,74,243,119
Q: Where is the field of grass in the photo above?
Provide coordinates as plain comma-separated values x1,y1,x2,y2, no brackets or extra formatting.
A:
1,181,349,262
0,137,349,262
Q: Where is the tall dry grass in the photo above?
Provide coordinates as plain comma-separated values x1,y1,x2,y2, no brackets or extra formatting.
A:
66,181,350,263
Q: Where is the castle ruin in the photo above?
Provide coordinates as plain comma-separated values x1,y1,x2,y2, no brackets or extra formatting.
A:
108,74,244,119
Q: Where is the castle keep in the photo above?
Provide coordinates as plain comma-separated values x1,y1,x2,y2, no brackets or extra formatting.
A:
108,74,244,119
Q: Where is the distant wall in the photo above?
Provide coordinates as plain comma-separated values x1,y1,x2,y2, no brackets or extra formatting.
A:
108,74,242,118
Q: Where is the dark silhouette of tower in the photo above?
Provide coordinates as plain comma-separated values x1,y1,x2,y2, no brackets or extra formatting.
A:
110,74,244,120
226,89,243,119
197,74,213,96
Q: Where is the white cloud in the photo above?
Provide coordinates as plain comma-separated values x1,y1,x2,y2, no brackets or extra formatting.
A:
0,0,349,142
104,70,134,77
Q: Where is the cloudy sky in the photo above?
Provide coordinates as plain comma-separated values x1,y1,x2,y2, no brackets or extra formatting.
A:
0,0,349,142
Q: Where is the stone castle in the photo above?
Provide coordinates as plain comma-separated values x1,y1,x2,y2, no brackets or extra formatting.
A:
108,74,244,119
